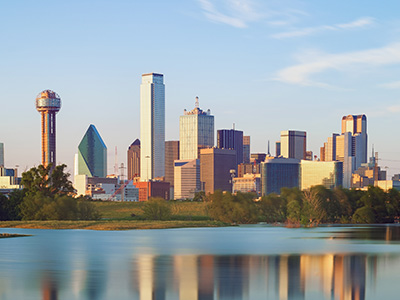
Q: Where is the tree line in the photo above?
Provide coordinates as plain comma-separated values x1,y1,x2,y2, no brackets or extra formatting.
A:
0,164,100,221
207,185,400,226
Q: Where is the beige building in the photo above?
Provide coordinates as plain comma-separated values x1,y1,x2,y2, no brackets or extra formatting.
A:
280,130,306,160
127,139,140,180
165,141,180,187
233,173,261,195
200,148,236,194
174,159,200,199
300,160,343,190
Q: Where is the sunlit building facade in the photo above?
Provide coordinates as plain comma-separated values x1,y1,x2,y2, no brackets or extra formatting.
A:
140,73,165,181
280,130,306,160
300,160,343,190
76,124,107,178
233,173,261,195
127,139,140,180
0,142,3,167
243,136,250,163
165,140,179,187
179,97,214,160
174,159,200,200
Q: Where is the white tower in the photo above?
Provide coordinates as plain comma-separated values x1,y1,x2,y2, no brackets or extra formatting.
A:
140,73,165,181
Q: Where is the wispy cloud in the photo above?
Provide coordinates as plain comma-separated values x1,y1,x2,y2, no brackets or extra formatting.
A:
275,43,400,87
197,0,263,28
379,80,400,89
271,17,374,39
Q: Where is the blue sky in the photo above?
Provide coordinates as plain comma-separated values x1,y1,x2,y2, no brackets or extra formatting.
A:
1,0,400,177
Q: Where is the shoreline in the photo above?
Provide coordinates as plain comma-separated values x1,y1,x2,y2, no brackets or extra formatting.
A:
0,220,228,231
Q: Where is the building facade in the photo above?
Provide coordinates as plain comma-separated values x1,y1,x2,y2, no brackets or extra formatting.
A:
280,130,306,160
243,136,250,163
300,160,343,190
165,140,180,187
261,157,300,195
174,159,201,199
140,73,165,181
217,129,244,167
179,97,214,160
200,148,236,194
76,124,107,178
133,181,170,201
35,90,61,168
127,139,140,180
233,173,261,195
0,143,3,167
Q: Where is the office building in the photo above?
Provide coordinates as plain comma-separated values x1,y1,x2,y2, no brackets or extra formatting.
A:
174,159,200,199
127,139,140,180
200,148,236,194
243,136,250,163
300,160,343,190
250,153,266,164
179,96,214,160
341,114,368,168
35,90,61,168
233,173,261,195
276,141,281,156
238,163,260,177
352,151,386,189
280,130,306,160
133,181,170,201
217,128,243,167
76,124,107,178
0,142,4,167
140,73,165,181
261,157,300,195
165,141,180,187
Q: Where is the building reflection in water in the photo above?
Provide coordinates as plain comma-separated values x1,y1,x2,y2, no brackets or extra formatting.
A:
131,253,376,300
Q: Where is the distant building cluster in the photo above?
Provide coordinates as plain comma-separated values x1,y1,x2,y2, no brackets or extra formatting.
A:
1,74,399,198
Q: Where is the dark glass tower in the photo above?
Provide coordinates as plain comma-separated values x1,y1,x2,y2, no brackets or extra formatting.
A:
77,124,107,177
217,129,243,168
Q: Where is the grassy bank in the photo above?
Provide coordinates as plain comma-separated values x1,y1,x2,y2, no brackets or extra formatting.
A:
0,201,225,230
0,220,226,230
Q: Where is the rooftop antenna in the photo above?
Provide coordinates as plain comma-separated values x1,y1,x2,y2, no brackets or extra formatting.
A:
233,123,235,130
114,146,118,176
195,96,199,108
267,140,270,156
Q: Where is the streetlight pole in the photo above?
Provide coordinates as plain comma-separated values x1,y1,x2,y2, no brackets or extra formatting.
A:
230,169,236,194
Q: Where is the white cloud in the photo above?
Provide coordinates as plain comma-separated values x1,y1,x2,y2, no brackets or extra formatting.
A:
275,43,400,87
197,0,263,28
271,17,374,39
379,81,400,89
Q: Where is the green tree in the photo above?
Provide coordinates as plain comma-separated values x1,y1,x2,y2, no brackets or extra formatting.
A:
259,193,287,223
142,198,172,220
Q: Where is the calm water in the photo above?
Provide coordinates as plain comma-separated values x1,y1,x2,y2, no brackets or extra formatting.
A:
1,225,400,300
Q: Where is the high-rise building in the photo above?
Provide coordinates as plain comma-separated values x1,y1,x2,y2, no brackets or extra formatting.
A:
243,136,250,163
341,114,368,168
179,97,214,160
280,130,306,160
0,142,4,167
174,159,200,199
127,139,140,180
140,73,165,181
261,157,300,195
300,160,343,190
35,90,61,168
76,124,107,178
276,141,281,157
217,129,243,167
200,148,236,194
250,153,266,164
165,140,180,187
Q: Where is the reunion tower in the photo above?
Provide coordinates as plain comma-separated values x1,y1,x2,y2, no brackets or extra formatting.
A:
35,90,61,168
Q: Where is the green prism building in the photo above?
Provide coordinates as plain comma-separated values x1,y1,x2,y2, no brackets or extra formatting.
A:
77,124,107,177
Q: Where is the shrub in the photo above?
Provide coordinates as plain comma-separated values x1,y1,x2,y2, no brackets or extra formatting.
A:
142,198,171,220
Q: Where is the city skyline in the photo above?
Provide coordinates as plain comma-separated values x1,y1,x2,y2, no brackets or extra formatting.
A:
1,1,400,177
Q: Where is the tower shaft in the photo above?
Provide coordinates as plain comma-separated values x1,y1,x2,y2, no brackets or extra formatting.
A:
41,111,56,167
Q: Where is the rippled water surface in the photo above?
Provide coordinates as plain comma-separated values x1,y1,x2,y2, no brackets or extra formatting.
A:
1,225,400,300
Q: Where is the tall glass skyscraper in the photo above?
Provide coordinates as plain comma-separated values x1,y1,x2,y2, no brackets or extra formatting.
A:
179,97,214,160
76,124,107,177
140,73,165,181
217,129,243,167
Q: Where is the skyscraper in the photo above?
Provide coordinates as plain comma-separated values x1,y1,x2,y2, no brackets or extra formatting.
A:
140,73,165,181
243,136,250,163
341,114,368,167
0,142,4,167
127,139,140,180
174,158,200,199
165,140,179,187
76,124,107,178
280,130,306,160
179,97,214,160
35,90,61,168
217,129,243,167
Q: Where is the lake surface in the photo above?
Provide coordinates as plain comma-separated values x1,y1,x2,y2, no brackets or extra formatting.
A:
1,225,400,300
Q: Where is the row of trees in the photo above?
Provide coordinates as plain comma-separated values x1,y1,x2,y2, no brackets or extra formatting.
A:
0,164,100,221
207,186,400,225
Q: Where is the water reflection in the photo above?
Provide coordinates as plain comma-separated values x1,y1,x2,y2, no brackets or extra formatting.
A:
129,253,381,300
1,226,400,299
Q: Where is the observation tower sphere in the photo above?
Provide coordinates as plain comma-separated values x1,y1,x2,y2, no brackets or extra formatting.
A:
35,89,62,168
